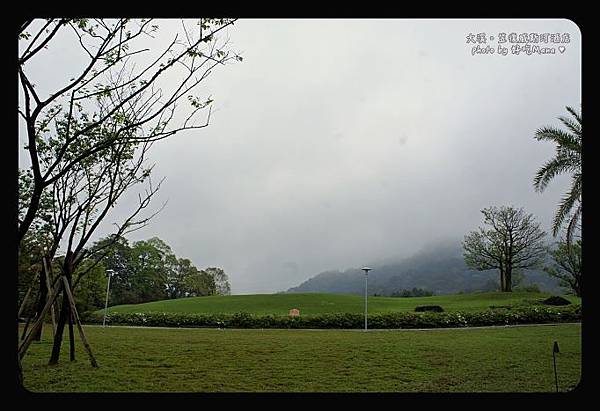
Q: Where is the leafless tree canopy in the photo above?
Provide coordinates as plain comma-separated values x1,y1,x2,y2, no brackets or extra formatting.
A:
18,18,241,244
17,18,241,367
462,206,547,292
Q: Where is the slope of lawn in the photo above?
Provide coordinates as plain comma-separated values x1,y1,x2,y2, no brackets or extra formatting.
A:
21,323,581,392
98,291,581,316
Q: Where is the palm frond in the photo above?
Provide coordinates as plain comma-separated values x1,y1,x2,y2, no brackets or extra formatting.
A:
566,202,582,246
565,106,582,125
535,127,581,151
534,105,582,242
551,175,582,237
534,155,580,192
558,115,582,137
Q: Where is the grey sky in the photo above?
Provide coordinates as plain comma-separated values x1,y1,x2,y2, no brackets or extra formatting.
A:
19,19,581,294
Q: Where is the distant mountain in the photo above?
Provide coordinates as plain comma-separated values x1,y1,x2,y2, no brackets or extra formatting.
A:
287,240,563,295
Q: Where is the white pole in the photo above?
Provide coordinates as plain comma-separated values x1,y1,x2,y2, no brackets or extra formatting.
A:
364,273,368,332
103,271,112,328
361,267,371,332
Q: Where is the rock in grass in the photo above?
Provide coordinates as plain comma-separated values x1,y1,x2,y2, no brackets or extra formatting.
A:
541,296,572,306
414,305,444,313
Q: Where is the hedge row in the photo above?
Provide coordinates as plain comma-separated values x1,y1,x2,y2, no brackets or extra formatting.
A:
83,305,581,329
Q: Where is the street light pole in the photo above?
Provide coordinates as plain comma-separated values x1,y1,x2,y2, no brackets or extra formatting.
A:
103,269,115,328
361,267,372,332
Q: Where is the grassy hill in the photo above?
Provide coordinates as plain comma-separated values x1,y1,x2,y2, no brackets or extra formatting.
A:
99,291,580,316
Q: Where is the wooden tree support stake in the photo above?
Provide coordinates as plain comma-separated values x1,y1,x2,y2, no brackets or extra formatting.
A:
18,279,63,360
20,314,33,341
18,274,39,342
41,256,57,335
61,276,99,368
17,282,35,320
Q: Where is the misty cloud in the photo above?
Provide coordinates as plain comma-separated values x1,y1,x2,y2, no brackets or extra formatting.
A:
19,19,581,294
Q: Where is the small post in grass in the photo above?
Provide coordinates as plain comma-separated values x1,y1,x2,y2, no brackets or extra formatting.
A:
553,341,560,392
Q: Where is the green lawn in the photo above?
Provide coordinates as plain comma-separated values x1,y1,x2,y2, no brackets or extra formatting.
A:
21,323,581,392
99,291,581,316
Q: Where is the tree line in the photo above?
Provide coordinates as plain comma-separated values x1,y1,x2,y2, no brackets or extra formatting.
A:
92,235,231,307
18,234,231,318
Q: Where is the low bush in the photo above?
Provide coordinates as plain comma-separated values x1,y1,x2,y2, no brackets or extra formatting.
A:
391,288,435,297
83,304,581,329
542,296,572,306
414,305,444,313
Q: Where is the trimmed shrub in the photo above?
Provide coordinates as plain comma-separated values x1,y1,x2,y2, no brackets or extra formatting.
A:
415,305,444,313
542,296,572,306
83,304,580,330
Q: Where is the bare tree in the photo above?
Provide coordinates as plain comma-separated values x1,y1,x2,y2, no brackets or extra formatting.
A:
19,120,163,365
543,239,581,297
463,206,547,292
17,18,241,377
55,126,164,365
18,18,241,245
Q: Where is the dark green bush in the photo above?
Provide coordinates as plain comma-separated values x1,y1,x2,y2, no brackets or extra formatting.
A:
84,304,580,329
415,305,444,312
542,296,572,306
391,288,435,297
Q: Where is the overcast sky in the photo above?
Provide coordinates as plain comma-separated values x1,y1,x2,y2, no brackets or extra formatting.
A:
19,19,581,294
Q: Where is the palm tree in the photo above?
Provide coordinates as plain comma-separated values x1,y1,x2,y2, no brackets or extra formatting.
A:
533,106,582,244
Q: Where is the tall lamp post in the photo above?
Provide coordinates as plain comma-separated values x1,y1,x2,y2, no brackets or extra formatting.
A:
361,267,372,331
103,269,115,328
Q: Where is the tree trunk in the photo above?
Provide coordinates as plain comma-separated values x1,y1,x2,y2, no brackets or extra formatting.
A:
505,267,512,292
48,292,69,365
17,185,43,245
49,255,75,365
61,276,98,367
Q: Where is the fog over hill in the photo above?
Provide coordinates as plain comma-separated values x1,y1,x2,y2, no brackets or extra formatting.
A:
286,239,562,295
21,19,579,294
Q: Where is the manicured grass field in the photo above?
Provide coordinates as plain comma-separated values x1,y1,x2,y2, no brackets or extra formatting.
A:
99,291,581,316
21,323,581,392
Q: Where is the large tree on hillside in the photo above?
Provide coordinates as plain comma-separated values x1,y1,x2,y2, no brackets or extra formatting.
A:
128,238,175,303
533,106,582,244
86,235,133,306
167,258,197,299
183,268,216,297
462,206,547,292
206,267,231,296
